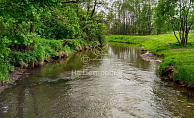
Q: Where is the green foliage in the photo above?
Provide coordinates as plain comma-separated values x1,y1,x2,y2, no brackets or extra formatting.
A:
154,0,194,45
109,0,155,35
176,65,194,85
9,52,36,65
0,37,13,82
8,37,92,66
67,39,92,50
38,6,80,40
32,37,68,61
153,1,172,35
0,0,106,84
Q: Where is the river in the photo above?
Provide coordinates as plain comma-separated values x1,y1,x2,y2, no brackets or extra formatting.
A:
0,43,194,118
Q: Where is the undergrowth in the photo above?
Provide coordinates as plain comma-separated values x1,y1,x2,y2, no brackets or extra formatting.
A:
0,36,95,83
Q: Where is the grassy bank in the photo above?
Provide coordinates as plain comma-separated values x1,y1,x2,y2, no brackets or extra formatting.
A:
107,32,194,86
0,37,96,85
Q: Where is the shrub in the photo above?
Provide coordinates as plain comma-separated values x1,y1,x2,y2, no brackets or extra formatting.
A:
0,37,13,82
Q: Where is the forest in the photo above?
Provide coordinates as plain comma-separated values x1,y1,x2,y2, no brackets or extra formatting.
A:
0,0,194,86
0,0,107,83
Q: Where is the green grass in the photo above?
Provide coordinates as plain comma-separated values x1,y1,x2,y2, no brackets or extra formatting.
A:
0,36,95,83
106,32,194,86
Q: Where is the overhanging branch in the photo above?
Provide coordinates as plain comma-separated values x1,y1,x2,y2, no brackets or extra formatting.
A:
62,0,80,4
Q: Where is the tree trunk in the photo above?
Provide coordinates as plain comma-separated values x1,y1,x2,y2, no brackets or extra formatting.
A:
26,23,35,51
91,0,96,18
15,24,23,51
30,23,35,39
77,4,79,17
87,0,90,16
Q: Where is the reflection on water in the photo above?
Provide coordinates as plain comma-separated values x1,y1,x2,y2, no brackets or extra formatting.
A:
0,42,194,118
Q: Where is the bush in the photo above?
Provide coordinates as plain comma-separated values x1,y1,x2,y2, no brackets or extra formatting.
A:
38,6,80,40
0,37,13,82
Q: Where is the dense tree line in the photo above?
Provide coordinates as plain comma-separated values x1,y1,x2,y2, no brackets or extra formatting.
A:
107,0,194,46
0,0,107,49
107,0,156,35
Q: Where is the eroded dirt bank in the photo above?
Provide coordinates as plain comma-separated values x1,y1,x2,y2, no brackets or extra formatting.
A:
140,51,162,63
140,50,194,90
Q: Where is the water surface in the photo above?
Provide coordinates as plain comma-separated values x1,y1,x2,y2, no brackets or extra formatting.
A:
0,43,194,118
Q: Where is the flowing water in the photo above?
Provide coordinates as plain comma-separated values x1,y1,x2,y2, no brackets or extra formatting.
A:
0,43,194,118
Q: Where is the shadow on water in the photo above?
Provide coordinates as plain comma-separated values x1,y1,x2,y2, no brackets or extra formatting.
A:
0,42,194,117
14,86,39,118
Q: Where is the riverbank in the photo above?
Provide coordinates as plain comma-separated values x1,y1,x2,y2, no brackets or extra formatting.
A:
0,38,98,93
0,69,30,93
107,32,194,88
2,43,194,117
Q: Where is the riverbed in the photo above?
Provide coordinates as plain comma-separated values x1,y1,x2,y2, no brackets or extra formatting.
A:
0,43,194,118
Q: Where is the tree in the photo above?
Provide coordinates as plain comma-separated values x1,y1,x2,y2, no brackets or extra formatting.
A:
0,0,61,51
109,0,155,35
155,0,194,46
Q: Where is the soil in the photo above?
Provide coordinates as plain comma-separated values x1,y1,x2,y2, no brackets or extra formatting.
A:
160,66,194,90
140,51,194,90
140,51,163,62
0,69,28,93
